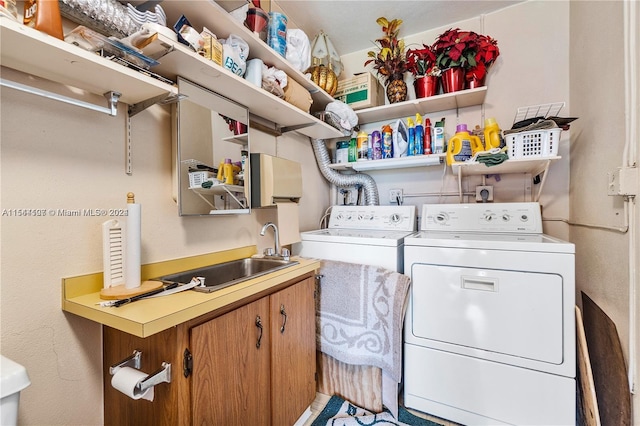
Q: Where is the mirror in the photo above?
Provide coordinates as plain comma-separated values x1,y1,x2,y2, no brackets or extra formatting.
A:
175,77,250,216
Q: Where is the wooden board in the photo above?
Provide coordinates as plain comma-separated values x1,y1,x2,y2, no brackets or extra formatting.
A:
99,280,163,300
576,305,601,426
316,351,382,412
581,292,631,426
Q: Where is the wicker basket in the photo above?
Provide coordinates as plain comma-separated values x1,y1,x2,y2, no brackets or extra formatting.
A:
505,128,562,159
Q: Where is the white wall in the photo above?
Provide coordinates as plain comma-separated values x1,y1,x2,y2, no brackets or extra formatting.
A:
569,0,639,420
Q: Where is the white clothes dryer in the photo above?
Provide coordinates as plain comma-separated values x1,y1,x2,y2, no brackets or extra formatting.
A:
296,205,416,273
403,202,575,426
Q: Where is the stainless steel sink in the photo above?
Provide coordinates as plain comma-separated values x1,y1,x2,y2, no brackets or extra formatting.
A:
154,258,299,293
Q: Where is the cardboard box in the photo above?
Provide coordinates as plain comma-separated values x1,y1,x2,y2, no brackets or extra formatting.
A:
283,77,313,113
334,72,384,110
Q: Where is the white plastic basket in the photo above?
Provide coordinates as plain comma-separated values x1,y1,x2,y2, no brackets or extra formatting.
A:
505,128,562,159
189,171,214,187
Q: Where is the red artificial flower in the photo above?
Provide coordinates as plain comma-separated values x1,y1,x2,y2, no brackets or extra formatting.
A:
406,44,437,76
432,28,479,70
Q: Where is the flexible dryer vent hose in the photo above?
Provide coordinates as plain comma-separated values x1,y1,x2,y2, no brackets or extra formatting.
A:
311,138,379,205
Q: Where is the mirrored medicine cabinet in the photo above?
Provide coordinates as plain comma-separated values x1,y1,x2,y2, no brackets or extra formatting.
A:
175,77,250,216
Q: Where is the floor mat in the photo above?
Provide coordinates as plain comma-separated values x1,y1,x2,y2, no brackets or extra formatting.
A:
311,395,443,426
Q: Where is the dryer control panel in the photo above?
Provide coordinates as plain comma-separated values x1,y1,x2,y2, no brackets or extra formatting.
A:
328,205,416,231
421,202,543,233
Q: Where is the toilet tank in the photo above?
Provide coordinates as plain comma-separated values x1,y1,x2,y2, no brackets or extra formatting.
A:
1,356,31,426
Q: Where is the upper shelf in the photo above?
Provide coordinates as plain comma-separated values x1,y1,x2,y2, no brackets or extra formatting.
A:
355,86,487,125
160,1,336,111
152,36,343,139
0,17,177,106
0,16,343,139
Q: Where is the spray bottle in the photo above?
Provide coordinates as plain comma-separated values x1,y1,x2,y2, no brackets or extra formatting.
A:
433,118,446,153
423,118,432,154
371,130,382,160
382,125,393,159
414,114,424,155
407,117,415,156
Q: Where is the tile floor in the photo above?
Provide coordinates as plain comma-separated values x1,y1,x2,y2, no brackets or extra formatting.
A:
302,392,460,426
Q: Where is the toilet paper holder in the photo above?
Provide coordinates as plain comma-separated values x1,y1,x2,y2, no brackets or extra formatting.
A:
110,350,172,392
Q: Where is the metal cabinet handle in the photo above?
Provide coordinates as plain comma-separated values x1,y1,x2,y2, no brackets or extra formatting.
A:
255,316,263,348
279,304,287,334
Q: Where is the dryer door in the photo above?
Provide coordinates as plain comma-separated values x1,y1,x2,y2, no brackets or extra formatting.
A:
409,263,564,364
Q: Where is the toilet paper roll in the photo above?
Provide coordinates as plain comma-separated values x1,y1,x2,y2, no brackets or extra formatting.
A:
111,367,154,401
275,201,300,246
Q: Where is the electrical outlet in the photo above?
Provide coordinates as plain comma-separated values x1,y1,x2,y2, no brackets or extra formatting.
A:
476,185,494,202
389,189,403,204
338,187,358,205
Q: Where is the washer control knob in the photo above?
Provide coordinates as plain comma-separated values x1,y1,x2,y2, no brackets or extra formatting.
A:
435,212,449,224
484,213,497,222
502,214,511,222
520,214,529,222
390,213,401,223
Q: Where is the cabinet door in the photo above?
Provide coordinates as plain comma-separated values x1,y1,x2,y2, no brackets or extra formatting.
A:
191,297,271,425
270,277,317,425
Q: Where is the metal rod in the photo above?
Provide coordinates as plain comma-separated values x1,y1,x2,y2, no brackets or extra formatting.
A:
1,78,120,117
109,350,142,375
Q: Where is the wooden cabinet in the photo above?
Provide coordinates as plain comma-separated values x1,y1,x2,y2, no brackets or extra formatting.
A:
103,273,316,426
269,278,317,425
191,296,271,425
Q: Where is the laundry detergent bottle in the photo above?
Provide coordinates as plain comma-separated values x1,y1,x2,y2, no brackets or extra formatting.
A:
446,124,483,165
483,117,503,150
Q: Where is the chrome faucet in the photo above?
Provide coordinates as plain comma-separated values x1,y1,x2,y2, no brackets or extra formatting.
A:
260,222,290,260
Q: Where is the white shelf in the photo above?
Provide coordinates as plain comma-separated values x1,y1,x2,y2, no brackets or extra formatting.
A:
190,183,245,195
0,17,177,106
152,35,343,139
329,154,445,171
222,133,249,145
160,1,335,110
451,156,561,202
451,156,561,176
355,86,487,125
190,183,248,212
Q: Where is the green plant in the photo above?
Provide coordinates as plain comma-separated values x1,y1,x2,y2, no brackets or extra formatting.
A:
364,17,407,83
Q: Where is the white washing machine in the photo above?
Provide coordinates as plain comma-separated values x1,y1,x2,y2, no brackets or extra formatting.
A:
296,205,416,273
403,203,575,426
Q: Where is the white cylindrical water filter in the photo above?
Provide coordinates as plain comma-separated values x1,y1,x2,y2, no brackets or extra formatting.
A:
125,192,141,289
245,58,263,87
